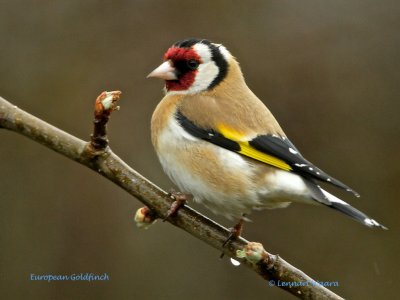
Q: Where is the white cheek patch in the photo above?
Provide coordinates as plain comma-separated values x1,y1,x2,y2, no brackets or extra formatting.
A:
190,62,219,93
183,43,219,94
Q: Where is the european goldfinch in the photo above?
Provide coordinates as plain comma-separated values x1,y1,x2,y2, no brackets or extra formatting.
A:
148,38,386,230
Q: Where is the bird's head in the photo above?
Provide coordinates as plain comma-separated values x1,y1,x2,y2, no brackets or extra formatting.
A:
147,38,232,94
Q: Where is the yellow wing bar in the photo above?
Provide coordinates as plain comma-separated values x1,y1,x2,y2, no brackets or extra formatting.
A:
238,141,292,171
217,124,292,171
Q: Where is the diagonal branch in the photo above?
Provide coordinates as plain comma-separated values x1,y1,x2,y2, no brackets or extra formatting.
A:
0,94,343,300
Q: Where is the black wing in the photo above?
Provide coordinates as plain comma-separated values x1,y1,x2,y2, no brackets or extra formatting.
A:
249,134,359,197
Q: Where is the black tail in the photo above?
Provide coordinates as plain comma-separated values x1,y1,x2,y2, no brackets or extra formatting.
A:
329,201,387,230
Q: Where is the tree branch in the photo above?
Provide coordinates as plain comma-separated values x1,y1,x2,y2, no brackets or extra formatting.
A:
0,94,343,300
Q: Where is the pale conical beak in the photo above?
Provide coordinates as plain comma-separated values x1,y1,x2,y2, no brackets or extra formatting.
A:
147,60,178,80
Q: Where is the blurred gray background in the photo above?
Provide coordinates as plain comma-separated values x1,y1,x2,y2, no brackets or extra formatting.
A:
1,1,399,299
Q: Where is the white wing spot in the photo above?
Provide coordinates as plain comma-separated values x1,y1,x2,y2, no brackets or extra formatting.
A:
289,148,298,155
327,178,331,182
316,172,320,175
309,167,313,171
295,163,307,167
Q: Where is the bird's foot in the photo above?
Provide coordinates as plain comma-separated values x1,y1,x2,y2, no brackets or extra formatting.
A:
223,218,245,247
163,189,192,221
220,216,245,258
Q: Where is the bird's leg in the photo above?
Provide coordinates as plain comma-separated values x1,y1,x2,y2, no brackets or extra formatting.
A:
222,217,245,247
163,189,193,221
220,216,246,259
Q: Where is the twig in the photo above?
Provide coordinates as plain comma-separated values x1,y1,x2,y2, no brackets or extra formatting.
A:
0,94,343,300
90,91,121,151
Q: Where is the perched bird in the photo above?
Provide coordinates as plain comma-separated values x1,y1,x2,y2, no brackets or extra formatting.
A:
148,38,386,233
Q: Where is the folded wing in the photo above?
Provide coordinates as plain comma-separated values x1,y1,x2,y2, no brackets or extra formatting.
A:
176,110,359,197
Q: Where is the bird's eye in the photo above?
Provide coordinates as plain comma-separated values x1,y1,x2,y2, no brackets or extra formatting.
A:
187,59,199,70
